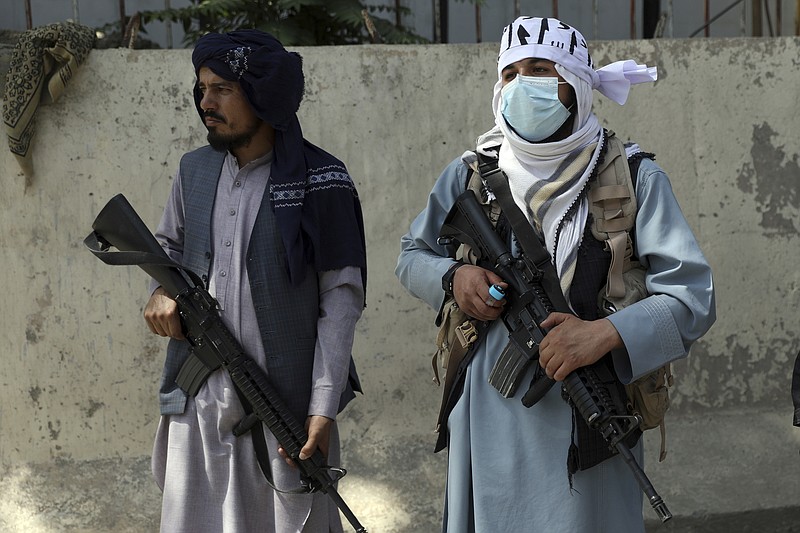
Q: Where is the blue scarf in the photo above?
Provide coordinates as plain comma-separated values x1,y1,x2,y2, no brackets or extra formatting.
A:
192,30,366,292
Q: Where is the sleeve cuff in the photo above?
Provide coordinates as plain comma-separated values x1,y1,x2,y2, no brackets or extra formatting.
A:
308,388,340,421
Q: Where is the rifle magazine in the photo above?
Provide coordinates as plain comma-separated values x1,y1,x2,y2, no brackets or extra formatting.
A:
175,351,219,396
488,341,531,397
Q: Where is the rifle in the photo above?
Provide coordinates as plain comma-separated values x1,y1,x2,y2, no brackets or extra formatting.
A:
438,190,672,523
84,194,368,533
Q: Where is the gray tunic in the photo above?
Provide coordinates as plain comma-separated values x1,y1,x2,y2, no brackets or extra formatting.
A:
396,156,716,532
151,150,364,532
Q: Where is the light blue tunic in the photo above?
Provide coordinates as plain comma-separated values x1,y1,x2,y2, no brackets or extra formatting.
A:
396,155,715,533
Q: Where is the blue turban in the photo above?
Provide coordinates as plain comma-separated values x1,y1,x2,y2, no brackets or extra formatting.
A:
192,30,366,292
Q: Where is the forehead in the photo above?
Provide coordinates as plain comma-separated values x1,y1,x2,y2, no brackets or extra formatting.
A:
197,66,234,86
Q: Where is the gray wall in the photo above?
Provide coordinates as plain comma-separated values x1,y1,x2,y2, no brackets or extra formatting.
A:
1,36,798,531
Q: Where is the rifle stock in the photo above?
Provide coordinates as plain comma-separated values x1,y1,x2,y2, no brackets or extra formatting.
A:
86,194,192,298
85,194,368,532
438,191,672,523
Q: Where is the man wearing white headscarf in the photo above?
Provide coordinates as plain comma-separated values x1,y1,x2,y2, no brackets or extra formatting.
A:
396,17,715,532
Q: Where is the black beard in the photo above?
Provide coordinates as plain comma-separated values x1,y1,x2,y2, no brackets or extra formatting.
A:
206,122,261,153
207,130,252,152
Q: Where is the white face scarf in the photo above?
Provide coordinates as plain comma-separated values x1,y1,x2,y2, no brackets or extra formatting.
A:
468,16,657,302
492,69,602,299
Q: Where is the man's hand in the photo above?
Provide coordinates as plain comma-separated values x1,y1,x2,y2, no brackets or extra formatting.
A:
279,415,333,466
538,312,623,381
452,264,507,321
143,286,185,340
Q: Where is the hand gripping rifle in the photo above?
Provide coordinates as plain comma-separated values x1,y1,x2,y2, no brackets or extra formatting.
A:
438,190,672,523
84,194,368,533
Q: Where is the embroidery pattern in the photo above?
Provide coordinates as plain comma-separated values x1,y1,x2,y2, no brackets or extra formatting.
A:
271,165,355,209
225,46,252,79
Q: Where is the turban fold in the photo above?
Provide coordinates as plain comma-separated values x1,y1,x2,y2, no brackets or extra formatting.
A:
191,30,366,292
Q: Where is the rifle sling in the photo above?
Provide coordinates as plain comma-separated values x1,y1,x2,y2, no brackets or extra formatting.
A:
477,157,571,314
172,343,308,495
231,387,309,495
477,157,570,403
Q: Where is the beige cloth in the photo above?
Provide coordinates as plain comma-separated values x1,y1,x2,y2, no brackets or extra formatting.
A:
2,22,95,181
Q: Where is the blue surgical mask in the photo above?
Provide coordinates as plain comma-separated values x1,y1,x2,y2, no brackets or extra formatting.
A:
500,75,572,142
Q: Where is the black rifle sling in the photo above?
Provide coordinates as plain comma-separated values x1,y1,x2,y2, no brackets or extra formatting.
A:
477,155,564,402
231,389,308,495
477,156,570,312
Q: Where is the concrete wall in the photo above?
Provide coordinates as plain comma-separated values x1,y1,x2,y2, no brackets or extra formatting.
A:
1,37,798,532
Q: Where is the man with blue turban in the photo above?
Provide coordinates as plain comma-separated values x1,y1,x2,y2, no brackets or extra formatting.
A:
143,29,367,532
397,16,715,532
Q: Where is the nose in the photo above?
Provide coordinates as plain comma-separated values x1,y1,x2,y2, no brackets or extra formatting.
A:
199,90,216,112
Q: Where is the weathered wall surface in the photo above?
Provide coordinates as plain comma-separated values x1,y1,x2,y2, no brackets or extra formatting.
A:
1,37,798,532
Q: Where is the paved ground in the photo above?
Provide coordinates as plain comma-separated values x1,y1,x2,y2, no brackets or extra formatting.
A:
646,507,800,533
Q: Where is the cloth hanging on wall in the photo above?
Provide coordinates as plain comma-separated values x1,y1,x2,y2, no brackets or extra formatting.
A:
3,21,95,183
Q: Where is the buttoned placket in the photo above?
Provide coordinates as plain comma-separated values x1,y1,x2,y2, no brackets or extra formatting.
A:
213,168,248,309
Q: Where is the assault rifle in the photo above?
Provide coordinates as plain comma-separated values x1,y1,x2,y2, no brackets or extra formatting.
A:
84,194,367,533
438,190,672,523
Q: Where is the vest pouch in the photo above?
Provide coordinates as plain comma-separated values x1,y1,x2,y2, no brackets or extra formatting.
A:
625,365,672,431
598,261,647,315
432,297,478,386
597,263,672,461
